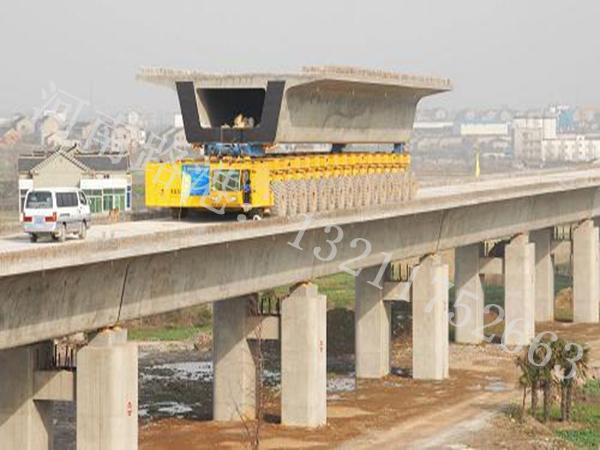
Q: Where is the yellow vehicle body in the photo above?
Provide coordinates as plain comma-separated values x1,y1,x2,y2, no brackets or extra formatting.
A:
145,152,413,217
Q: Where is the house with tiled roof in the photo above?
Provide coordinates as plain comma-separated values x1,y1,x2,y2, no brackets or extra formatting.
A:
17,146,132,215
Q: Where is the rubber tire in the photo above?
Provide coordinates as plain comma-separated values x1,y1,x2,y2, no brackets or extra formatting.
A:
317,180,328,212
325,178,337,211
171,207,189,219
334,177,345,209
246,209,264,221
30,233,38,243
271,182,286,217
285,181,298,217
79,221,87,240
307,180,319,213
296,180,309,214
345,178,355,209
54,224,67,242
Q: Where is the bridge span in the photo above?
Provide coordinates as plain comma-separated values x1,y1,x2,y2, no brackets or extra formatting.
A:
3,167,600,449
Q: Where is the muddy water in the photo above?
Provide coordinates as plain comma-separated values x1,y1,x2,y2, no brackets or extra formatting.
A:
54,347,357,449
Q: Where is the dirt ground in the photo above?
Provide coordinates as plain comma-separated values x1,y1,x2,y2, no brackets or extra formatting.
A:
137,322,595,450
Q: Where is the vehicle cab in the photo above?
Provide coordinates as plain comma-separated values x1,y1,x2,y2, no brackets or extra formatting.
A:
22,188,91,242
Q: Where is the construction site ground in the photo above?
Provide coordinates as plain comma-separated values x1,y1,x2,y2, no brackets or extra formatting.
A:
137,317,600,450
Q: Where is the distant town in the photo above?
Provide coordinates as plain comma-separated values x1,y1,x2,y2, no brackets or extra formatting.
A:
1,103,599,224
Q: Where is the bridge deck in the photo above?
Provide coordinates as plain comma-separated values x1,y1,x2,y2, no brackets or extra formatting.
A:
2,167,600,348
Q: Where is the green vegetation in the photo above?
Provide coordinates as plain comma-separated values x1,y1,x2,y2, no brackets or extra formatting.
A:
125,304,212,342
129,326,207,342
514,343,600,449
584,379,600,397
126,271,575,343
315,272,355,309
555,429,600,449
555,388,600,449
555,274,573,295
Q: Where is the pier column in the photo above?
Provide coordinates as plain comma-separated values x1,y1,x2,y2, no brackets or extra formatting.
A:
412,254,449,380
573,220,600,323
454,244,484,344
531,228,555,322
355,266,391,378
76,329,138,450
504,234,536,346
0,343,53,450
213,297,256,421
281,283,326,427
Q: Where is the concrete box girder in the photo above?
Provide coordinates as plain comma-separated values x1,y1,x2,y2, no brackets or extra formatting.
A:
137,66,451,144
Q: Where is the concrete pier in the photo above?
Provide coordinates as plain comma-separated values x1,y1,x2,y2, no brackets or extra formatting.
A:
281,283,327,427
213,297,257,421
504,234,535,346
355,266,391,378
412,255,449,380
454,244,484,344
573,220,600,323
76,329,138,450
530,228,555,322
0,343,53,450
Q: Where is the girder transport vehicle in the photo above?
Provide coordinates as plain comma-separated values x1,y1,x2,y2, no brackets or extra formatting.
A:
22,188,91,242
139,66,451,218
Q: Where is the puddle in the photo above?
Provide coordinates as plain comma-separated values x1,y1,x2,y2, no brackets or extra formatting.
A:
142,361,213,382
484,381,510,392
139,357,357,420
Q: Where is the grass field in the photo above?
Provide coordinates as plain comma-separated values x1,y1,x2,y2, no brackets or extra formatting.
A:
128,326,207,342
554,380,600,449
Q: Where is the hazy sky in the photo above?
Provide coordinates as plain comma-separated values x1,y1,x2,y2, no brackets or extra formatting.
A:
1,0,599,115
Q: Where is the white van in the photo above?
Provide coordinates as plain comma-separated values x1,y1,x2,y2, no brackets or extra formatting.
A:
22,188,91,242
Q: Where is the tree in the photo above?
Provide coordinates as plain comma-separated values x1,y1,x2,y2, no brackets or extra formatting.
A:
552,338,590,422
515,335,559,421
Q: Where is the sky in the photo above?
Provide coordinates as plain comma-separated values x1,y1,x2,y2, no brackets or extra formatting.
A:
1,0,599,115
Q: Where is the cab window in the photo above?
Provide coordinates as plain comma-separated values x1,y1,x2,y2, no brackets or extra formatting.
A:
56,192,78,207
211,170,240,192
78,191,88,205
25,191,53,209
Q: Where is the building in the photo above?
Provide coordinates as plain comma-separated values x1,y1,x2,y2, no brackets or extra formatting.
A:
542,135,600,162
17,147,132,215
459,123,509,137
512,115,557,161
0,114,34,147
513,114,600,162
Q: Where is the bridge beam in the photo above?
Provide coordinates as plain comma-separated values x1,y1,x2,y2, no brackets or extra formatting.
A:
504,234,536,345
76,329,138,450
454,244,485,344
0,342,53,450
531,228,555,322
281,283,327,427
412,254,449,380
212,296,257,421
573,220,600,323
355,266,391,379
